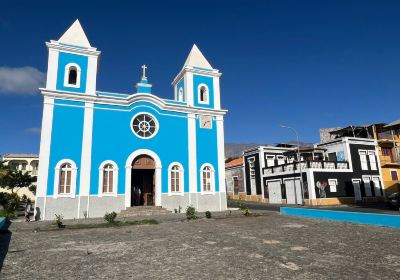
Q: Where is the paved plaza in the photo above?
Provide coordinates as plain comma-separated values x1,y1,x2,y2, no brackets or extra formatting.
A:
1,212,400,279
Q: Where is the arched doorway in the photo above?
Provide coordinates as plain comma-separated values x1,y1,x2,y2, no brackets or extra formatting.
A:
125,149,162,208
131,155,155,206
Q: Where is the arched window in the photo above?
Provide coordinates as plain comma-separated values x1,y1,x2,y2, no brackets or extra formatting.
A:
68,66,77,85
171,165,180,192
198,84,209,104
54,159,77,197
98,160,118,196
178,87,184,102
59,163,72,194
201,164,214,193
64,63,81,88
102,164,114,193
168,162,184,195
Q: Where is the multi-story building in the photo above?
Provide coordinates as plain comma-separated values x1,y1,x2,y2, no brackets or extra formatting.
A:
0,153,39,200
225,157,245,200
241,137,384,205
327,120,400,194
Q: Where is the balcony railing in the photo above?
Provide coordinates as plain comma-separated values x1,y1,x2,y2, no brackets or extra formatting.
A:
263,160,349,175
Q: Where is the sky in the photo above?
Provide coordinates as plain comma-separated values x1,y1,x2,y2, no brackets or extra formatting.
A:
1,0,400,154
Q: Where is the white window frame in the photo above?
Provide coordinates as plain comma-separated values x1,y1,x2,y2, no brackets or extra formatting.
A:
248,157,256,178
328,179,337,192
197,83,209,105
359,150,368,171
276,155,285,165
98,160,118,197
362,175,372,197
168,162,184,196
63,63,81,88
368,151,377,171
130,112,159,140
178,87,184,102
200,163,215,194
53,159,77,198
266,155,275,167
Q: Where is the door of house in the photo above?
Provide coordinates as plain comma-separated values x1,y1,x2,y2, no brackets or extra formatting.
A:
352,180,362,201
267,181,282,204
362,176,372,197
285,179,303,205
372,177,382,197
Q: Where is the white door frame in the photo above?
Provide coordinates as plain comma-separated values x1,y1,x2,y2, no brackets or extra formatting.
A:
125,149,162,208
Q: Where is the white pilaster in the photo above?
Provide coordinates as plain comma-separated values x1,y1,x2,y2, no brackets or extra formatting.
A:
188,113,197,206
46,49,59,90
36,97,54,198
78,102,94,217
213,76,221,110
216,115,226,210
86,55,98,95
184,73,194,106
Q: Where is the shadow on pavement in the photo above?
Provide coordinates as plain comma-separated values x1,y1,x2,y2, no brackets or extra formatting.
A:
0,221,12,272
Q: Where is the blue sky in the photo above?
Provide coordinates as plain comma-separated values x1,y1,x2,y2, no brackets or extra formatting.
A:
1,0,400,154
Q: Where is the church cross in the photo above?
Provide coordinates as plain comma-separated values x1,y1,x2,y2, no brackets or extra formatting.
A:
141,64,147,79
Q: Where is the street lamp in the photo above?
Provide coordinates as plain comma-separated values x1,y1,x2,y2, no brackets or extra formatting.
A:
279,125,305,205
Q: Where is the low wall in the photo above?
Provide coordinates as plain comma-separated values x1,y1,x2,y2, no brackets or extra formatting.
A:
280,207,400,228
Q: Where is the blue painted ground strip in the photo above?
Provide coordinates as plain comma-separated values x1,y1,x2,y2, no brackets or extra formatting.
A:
280,207,400,228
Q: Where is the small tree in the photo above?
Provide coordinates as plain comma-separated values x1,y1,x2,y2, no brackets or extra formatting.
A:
0,169,36,194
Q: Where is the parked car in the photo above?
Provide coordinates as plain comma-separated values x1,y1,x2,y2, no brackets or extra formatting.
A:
386,193,399,210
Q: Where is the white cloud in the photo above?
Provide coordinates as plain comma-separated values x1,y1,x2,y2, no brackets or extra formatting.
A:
0,66,45,94
25,127,41,134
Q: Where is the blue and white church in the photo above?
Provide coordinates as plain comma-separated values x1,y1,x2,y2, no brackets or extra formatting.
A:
35,20,228,220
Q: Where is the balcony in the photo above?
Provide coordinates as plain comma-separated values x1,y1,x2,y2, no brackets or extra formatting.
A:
263,160,349,175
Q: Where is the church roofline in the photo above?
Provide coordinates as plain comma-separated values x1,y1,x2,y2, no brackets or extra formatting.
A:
172,65,221,85
40,88,227,116
46,40,100,57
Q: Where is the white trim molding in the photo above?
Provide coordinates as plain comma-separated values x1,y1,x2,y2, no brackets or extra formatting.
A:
197,83,209,104
63,63,81,88
53,159,78,198
125,149,162,207
200,163,215,195
168,162,184,196
98,160,119,197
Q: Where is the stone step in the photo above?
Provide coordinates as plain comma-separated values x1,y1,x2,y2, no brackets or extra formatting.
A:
118,206,172,217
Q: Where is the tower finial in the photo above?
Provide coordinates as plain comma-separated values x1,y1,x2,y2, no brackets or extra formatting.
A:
141,64,147,80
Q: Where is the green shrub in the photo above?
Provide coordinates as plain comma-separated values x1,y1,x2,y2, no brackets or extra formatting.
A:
238,202,251,216
0,210,16,221
0,193,20,213
104,211,117,224
186,206,197,220
54,214,64,228
205,211,212,219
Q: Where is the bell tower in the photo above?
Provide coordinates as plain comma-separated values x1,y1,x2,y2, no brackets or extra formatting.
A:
45,19,100,95
172,44,222,109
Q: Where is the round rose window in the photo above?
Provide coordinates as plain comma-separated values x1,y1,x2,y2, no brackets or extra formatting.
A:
131,113,158,139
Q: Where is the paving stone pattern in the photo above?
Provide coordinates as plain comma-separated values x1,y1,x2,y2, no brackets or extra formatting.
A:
1,212,400,279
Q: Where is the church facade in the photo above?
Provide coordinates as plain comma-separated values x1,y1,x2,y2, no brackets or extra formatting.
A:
35,20,227,220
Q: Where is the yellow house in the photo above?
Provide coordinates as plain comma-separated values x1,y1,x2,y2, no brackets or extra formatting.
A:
372,120,400,194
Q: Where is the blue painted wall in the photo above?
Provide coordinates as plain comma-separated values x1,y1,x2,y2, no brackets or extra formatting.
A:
193,74,214,108
196,116,220,192
47,100,85,195
56,52,88,93
90,101,189,195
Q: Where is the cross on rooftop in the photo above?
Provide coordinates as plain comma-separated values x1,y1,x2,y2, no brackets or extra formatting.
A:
141,64,147,79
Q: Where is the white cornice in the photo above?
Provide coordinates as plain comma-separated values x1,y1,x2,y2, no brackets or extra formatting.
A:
40,88,227,116
46,41,100,57
172,66,222,85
